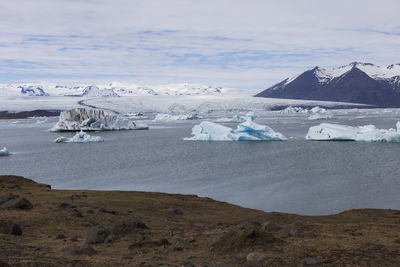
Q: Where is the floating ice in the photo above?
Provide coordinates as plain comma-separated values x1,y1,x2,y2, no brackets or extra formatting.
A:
153,113,201,122
50,108,148,131
308,106,333,120
310,106,327,114
54,131,104,143
281,106,308,114
215,115,246,123
306,122,400,142
308,113,333,120
185,115,287,141
0,147,9,156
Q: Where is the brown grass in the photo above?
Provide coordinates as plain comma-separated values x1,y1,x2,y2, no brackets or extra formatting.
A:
1,175,399,266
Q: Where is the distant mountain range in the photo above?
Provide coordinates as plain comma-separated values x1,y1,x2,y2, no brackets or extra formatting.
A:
0,82,229,97
255,62,400,107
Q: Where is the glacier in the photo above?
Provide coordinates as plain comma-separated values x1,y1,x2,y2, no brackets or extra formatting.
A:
306,122,400,142
50,108,148,132
184,115,287,141
54,131,104,143
0,147,9,156
153,113,201,122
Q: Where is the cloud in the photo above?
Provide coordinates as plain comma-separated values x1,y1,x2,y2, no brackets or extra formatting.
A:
0,0,399,89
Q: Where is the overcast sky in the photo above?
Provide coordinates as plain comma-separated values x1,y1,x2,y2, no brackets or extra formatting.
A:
0,0,399,89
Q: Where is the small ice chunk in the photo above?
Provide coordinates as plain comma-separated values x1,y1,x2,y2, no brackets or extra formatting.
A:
310,106,327,114
185,115,287,141
306,122,400,142
153,113,201,121
281,106,308,114
215,115,246,123
0,147,9,156
54,131,104,143
308,113,333,120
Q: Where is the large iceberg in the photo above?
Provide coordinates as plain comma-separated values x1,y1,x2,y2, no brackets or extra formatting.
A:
153,113,201,122
185,115,287,141
50,108,148,131
54,131,104,143
0,147,9,156
306,122,400,142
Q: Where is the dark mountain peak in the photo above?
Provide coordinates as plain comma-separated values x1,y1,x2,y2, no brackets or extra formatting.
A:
255,62,400,107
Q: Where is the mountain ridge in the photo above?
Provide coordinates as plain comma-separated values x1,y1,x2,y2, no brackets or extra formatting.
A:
0,82,231,97
255,62,400,107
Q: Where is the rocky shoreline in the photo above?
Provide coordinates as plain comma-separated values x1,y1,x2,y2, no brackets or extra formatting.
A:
1,175,400,266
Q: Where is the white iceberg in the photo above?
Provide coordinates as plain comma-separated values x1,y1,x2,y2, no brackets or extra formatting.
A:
308,106,333,120
185,115,287,141
310,106,327,114
281,106,308,114
153,113,201,122
306,122,400,142
50,108,148,131
308,113,333,120
215,115,247,123
54,131,104,143
0,147,9,156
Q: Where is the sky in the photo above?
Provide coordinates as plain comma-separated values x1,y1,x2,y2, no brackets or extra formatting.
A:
0,0,400,90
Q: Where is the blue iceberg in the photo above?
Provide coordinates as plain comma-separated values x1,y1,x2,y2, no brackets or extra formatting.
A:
184,115,287,141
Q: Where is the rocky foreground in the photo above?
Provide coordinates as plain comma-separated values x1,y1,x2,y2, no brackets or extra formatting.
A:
1,176,400,266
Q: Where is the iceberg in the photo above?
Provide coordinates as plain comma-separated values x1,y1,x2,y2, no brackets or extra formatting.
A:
281,106,308,114
310,106,327,114
50,108,148,132
308,113,333,120
308,106,333,120
0,147,9,156
185,115,287,141
306,122,400,142
215,115,246,123
153,113,201,122
54,131,104,143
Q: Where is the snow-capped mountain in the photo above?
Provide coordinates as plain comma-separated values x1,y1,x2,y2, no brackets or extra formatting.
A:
255,62,400,106
0,82,230,97
18,85,49,96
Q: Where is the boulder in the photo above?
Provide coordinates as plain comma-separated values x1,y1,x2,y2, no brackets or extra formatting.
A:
86,225,111,244
64,244,96,256
246,252,267,262
0,193,18,205
112,220,148,237
0,220,22,235
1,197,33,210
166,207,183,215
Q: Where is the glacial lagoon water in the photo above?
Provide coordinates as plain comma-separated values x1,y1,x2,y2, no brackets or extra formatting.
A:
1,110,400,215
